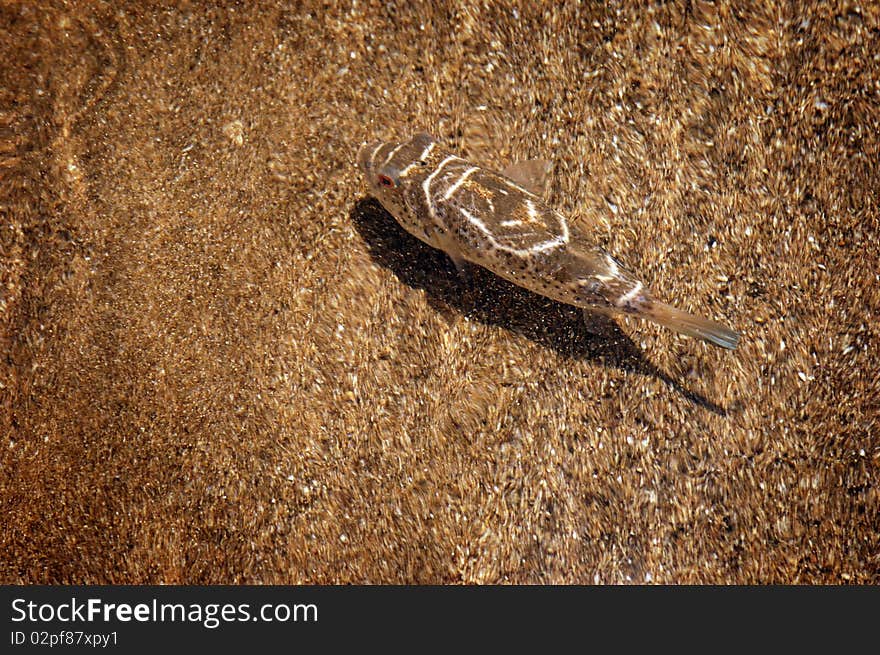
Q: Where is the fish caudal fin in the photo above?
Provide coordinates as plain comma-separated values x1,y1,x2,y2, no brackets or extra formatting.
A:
641,301,740,350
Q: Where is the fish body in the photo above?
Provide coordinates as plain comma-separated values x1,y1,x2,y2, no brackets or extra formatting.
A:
357,132,739,350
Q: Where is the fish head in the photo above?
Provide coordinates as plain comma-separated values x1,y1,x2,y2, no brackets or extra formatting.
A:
357,133,438,237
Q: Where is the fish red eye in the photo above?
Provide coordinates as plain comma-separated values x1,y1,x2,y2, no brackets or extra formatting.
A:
378,174,395,188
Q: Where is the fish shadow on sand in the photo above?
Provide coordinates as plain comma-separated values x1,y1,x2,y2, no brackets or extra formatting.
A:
350,197,727,416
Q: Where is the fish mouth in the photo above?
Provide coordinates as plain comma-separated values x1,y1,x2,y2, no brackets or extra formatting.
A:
357,140,380,176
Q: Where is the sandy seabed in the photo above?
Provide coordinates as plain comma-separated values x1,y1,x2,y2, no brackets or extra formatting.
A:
1,1,877,583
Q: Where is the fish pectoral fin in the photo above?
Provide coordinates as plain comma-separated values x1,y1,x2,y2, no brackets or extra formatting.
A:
501,160,553,198
437,235,473,281
412,131,438,150
447,251,473,282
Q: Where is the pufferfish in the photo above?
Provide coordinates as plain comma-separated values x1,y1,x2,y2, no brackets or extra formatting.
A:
357,132,739,350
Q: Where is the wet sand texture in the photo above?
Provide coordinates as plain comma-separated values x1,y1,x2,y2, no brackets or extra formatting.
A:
1,2,877,582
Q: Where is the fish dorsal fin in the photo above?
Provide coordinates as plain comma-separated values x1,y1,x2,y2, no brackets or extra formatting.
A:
501,160,552,198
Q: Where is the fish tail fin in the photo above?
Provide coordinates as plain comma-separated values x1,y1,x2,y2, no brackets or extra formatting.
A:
640,300,740,350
